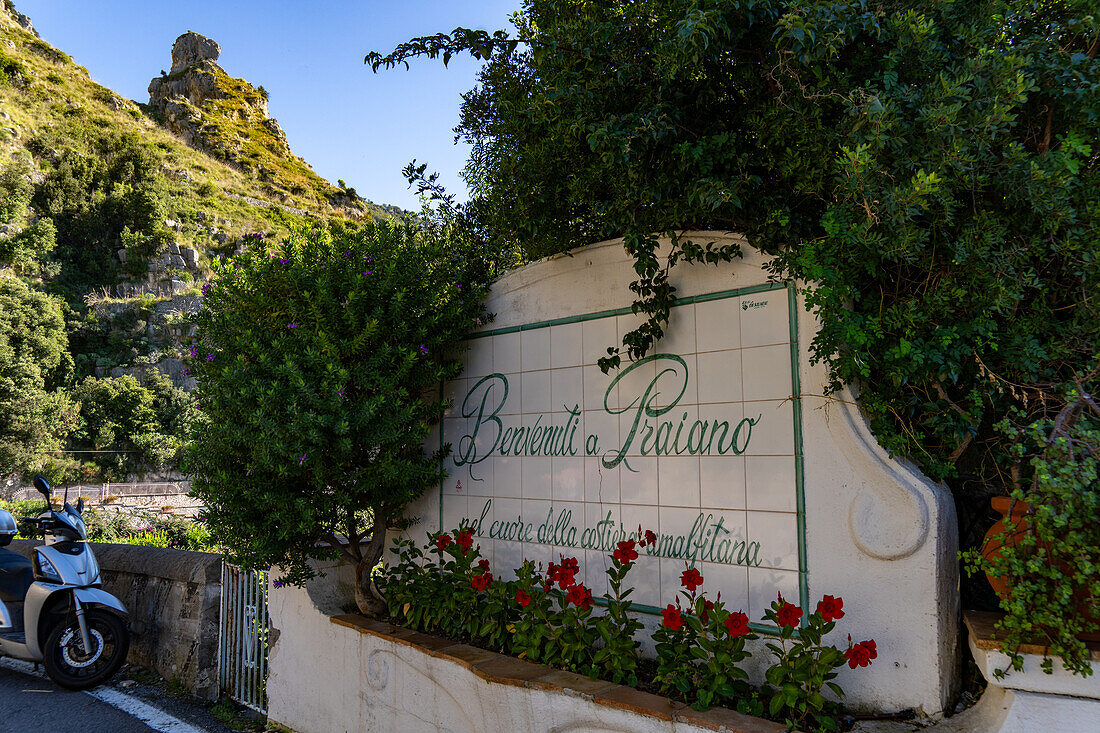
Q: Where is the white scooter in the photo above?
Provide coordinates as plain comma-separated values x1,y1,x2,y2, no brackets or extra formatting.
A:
0,475,129,689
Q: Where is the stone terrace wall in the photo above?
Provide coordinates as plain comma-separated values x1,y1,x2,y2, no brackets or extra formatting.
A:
10,540,221,699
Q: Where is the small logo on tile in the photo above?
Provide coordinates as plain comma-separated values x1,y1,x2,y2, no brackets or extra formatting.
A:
455,480,463,493
742,299,767,311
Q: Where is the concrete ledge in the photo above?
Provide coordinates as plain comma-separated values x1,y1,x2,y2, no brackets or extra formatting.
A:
919,613,1100,733
964,611,1099,699
9,539,221,585
328,612,785,732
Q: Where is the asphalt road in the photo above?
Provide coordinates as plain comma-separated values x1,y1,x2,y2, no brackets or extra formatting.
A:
0,664,154,733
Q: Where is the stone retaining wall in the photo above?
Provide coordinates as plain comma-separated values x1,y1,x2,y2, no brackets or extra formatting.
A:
9,540,221,699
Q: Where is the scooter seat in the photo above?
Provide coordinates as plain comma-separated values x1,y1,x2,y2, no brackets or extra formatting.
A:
0,548,34,604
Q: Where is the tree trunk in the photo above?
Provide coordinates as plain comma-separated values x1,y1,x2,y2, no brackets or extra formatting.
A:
353,525,388,616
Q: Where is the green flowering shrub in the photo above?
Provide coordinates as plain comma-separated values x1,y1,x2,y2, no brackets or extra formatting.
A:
187,218,492,612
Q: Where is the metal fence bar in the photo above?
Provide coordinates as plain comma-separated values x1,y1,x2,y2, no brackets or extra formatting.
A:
218,561,269,714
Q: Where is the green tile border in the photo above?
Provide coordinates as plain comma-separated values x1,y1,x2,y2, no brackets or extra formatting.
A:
438,280,808,629
463,281,789,340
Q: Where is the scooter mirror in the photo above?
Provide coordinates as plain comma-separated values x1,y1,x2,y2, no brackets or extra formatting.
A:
33,474,51,500
76,497,84,514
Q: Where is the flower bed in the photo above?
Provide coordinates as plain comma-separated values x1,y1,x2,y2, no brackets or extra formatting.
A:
375,526,878,731
329,612,790,733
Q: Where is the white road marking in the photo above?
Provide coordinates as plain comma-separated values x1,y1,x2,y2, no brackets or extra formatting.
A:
1,657,207,733
85,686,207,733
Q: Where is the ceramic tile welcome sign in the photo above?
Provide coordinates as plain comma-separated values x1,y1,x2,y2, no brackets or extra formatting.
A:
440,282,804,620
401,232,959,714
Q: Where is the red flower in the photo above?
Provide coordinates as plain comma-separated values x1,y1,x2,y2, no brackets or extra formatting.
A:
435,533,452,551
470,572,492,591
725,611,750,637
515,589,532,608
613,539,639,565
680,567,704,593
477,559,491,572
566,583,593,610
816,594,844,623
644,529,657,547
456,528,474,555
845,639,877,669
661,604,683,631
558,556,579,589
700,598,715,624
776,601,803,628
558,568,577,589
547,562,560,582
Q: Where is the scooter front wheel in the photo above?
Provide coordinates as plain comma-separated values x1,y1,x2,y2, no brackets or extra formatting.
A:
42,609,130,690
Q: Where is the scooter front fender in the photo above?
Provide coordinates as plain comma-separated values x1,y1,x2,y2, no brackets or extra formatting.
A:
22,584,128,661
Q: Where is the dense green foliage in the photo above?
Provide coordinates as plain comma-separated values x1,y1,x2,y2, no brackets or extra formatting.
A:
186,219,492,607
30,132,169,294
370,0,1099,663
69,372,194,480
0,277,75,475
963,386,1100,676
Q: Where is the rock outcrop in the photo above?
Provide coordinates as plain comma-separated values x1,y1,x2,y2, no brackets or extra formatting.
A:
148,31,282,163
169,31,219,74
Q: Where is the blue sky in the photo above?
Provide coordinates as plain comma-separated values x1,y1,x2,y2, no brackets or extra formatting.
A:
16,0,520,211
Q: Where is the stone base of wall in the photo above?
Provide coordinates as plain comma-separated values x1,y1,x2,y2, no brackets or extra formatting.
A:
922,612,1100,733
9,540,221,699
266,565,787,733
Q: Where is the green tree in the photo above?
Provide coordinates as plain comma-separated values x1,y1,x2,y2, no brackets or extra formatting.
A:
0,158,33,226
187,218,491,612
0,277,76,477
32,132,167,294
69,372,192,480
0,217,57,275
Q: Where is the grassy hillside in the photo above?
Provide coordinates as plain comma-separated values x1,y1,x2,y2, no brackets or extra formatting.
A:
0,4,403,483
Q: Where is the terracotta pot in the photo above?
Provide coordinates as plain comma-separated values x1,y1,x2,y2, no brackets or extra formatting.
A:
981,496,1100,641
980,497,1032,601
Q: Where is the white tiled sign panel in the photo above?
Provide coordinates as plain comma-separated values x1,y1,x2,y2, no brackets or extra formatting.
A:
441,284,803,613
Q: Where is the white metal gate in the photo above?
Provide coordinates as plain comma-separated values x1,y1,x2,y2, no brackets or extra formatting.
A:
219,562,270,713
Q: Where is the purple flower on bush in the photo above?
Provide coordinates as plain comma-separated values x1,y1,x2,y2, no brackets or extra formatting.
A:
287,323,299,329
419,344,429,355
363,271,372,276
272,579,286,589
337,390,345,396
188,344,198,358
206,353,215,362
201,283,212,297
183,368,191,376
298,454,306,465
279,258,290,264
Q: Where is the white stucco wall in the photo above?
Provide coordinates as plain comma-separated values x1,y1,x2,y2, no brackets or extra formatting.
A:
266,574,787,733
398,232,959,716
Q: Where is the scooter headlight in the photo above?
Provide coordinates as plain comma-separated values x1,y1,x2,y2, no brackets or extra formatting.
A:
34,551,62,583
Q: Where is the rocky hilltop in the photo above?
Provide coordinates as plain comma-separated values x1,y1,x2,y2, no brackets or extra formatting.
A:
147,32,329,207
0,2,407,483
0,6,400,390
